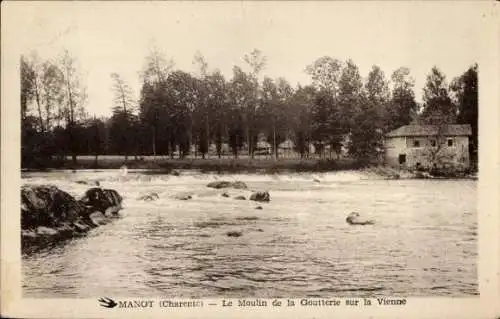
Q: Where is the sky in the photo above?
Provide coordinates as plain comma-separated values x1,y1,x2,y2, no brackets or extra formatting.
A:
11,1,489,117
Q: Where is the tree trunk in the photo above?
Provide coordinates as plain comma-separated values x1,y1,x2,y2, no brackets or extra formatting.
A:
33,78,45,132
206,114,210,159
152,126,156,158
273,120,277,161
64,70,77,166
247,126,251,158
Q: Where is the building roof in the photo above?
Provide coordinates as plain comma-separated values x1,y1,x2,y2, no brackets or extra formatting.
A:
386,124,472,137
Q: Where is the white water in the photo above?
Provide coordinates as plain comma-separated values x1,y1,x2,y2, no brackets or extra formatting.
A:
22,170,477,297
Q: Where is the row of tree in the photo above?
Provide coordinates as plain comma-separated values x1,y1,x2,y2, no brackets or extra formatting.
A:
20,48,478,167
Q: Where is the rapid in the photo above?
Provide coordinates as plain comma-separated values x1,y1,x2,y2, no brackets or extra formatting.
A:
21,170,477,297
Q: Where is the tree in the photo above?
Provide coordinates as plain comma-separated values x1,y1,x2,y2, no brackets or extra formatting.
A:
139,47,175,156
166,70,199,158
418,116,458,170
82,116,106,166
60,50,88,165
335,59,372,162
311,89,344,159
274,77,294,157
348,65,389,163
386,67,418,131
242,49,267,158
205,70,229,158
338,59,364,133
21,55,38,166
305,56,342,97
289,85,315,158
243,49,267,78
229,65,259,158
141,46,174,85
365,65,390,105
421,66,456,122
260,77,286,159
40,60,65,131
451,63,478,164
192,52,210,158
20,55,35,121
109,73,137,161
29,53,46,133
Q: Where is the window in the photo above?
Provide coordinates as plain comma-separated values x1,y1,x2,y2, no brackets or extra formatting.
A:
398,154,406,165
413,140,420,147
430,140,436,147
447,139,453,147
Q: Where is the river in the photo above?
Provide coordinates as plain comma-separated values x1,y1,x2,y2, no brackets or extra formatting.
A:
21,170,478,298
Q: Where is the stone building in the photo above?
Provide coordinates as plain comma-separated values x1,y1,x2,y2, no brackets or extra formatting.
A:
384,124,472,169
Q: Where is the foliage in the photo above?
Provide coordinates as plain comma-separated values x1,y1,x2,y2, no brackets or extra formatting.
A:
305,56,342,95
386,67,418,131
451,64,478,163
21,48,478,169
421,66,456,122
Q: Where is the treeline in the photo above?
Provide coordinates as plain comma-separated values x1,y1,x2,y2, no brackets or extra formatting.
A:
21,48,478,168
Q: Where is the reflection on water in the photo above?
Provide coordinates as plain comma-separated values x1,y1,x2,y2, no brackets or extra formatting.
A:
22,170,477,297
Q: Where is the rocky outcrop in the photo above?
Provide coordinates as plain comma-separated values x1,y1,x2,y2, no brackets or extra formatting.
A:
207,181,248,189
21,185,123,252
234,195,246,200
249,191,270,202
346,212,375,225
80,188,122,215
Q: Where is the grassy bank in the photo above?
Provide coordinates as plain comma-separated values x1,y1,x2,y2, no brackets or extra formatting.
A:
23,155,363,173
22,156,477,179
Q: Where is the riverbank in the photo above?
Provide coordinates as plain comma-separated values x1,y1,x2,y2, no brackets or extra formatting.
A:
22,156,477,180
23,156,363,173
361,165,477,180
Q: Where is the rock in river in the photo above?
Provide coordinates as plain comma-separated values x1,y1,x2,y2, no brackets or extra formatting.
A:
137,192,160,201
234,195,246,200
345,212,375,225
207,181,248,189
176,195,192,200
249,191,270,202
226,230,243,237
81,187,123,216
21,184,123,252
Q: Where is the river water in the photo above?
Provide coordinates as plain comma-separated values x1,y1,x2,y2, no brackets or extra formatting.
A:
21,170,478,298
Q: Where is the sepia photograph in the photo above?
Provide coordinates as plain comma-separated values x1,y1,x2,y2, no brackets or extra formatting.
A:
2,1,499,318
